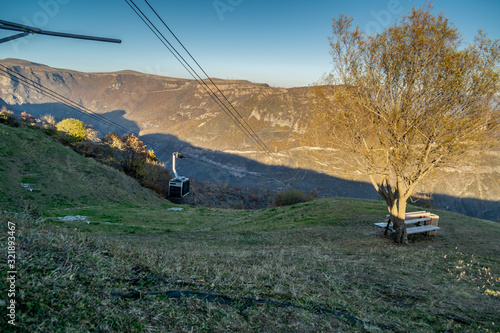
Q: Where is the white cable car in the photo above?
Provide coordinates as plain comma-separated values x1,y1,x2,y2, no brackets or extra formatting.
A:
169,152,190,197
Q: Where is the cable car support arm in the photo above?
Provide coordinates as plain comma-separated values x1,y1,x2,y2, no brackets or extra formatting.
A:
0,19,121,44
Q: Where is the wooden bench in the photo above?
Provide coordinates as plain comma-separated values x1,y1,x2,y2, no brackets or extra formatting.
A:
374,217,431,228
374,211,440,236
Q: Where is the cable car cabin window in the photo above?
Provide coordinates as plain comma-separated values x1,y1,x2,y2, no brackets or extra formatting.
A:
169,177,190,197
182,179,190,196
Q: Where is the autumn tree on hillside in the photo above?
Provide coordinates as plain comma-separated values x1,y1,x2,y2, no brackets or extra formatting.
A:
314,5,499,244
102,132,159,180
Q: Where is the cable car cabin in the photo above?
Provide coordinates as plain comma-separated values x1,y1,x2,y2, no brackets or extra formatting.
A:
169,177,190,198
169,152,190,198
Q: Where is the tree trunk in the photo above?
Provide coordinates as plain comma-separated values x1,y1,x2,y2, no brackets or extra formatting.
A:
373,177,410,245
390,198,408,245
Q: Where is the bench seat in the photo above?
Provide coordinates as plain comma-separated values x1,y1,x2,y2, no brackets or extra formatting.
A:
405,225,440,235
374,217,431,228
374,223,440,235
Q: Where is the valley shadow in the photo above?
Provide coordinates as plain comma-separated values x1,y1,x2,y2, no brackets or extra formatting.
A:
2,101,380,199
3,101,139,136
141,132,379,200
430,194,500,222
4,100,499,221
142,132,500,222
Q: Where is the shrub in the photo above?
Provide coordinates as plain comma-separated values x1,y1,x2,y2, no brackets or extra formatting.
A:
0,106,19,127
21,111,37,124
272,189,312,207
56,118,87,144
73,140,101,158
141,161,172,197
40,114,57,134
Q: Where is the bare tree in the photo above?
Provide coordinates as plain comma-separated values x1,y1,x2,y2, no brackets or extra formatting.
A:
314,5,499,244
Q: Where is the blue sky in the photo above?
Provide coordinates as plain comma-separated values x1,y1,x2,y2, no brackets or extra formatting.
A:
1,0,499,88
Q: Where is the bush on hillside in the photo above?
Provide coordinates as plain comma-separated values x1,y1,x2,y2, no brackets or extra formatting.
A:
76,132,172,197
0,106,19,127
101,133,158,180
21,111,37,124
141,161,172,197
272,189,312,207
39,114,57,134
56,118,88,144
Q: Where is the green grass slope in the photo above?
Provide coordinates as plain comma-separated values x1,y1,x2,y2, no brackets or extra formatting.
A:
0,123,165,211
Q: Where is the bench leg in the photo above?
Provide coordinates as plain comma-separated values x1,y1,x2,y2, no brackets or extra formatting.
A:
384,218,391,236
426,214,439,236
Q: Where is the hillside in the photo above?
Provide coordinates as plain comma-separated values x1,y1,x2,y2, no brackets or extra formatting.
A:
1,58,499,221
2,196,500,331
0,122,166,211
0,117,499,332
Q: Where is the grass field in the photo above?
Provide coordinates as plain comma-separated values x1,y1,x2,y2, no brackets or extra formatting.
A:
1,198,499,332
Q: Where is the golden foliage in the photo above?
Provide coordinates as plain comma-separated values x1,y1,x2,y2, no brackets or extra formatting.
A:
56,118,87,143
313,5,500,243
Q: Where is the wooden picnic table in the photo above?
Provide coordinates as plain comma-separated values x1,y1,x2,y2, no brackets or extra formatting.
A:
374,211,440,236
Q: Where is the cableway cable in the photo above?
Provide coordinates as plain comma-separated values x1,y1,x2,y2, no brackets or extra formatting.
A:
0,64,136,136
125,0,282,165
124,0,270,158
142,0,275,163
125,0,271,159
